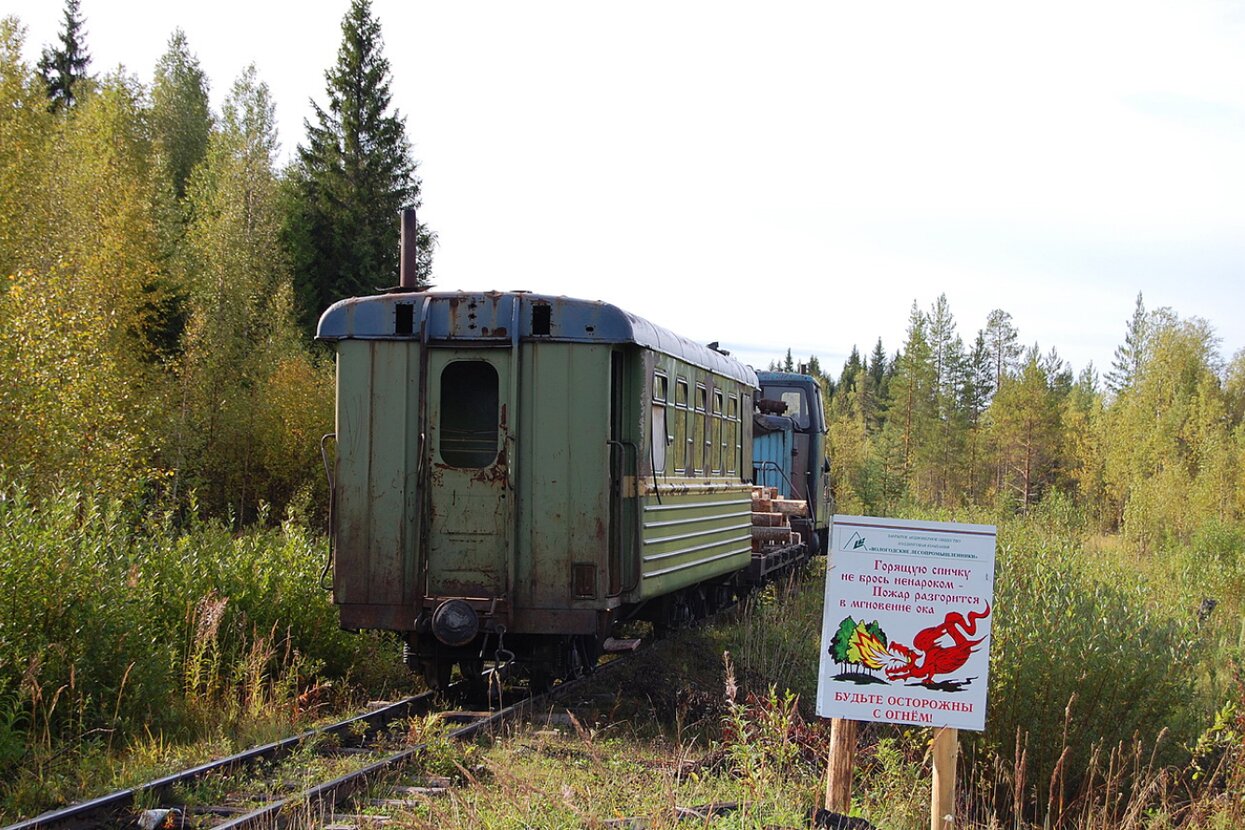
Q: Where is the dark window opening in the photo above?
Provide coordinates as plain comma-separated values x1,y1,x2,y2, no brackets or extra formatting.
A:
440,361,499,467
395,303,414,335
532,304,552,335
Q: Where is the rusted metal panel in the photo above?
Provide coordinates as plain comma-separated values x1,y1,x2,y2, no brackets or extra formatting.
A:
333,343,375,606
515,342,612,616
366,343,412,605
339,603,421,631
510,607,601,631
317,291,758,388
334,341,422,611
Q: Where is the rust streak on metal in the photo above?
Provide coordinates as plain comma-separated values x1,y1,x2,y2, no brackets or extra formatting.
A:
470,461,508,485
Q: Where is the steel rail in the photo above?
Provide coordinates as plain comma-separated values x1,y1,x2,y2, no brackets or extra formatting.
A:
2,694,434,830
211,659,629,830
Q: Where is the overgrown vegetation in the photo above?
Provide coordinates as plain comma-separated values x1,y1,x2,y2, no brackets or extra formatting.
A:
0,486,406,817
0,1,1242,827
0,0,429,521
406,526,1241,828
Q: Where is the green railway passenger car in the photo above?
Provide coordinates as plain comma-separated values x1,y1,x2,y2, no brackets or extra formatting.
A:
317,291,760,687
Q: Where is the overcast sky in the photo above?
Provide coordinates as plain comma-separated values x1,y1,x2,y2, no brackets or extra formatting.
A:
8,0,1244,378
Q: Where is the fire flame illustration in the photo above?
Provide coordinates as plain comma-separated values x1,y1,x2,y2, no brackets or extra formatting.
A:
849,624,890,670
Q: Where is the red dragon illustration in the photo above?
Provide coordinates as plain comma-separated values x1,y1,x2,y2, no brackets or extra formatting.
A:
885,604,991,683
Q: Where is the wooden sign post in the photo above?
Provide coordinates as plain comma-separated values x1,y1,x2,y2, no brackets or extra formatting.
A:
816,515,996,830
824,717,858,813
930,726,958,830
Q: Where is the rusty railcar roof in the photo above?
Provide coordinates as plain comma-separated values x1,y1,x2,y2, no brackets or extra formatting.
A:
316,291,758,386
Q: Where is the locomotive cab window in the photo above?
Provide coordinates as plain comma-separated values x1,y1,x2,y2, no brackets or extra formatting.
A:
775,388,810,429
439,361,499,467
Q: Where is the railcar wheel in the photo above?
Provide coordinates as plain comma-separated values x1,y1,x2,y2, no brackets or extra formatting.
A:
460,658,487,696
421,659,451,691
567,635,598,680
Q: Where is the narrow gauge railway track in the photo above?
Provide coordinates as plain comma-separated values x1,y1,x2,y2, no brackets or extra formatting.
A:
2,694,434,830
2,664,623,830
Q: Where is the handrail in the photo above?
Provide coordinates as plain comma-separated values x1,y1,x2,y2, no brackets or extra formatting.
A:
319,432,337,591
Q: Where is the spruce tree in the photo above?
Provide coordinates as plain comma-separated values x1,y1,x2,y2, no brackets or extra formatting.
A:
288,0,433,332
38,0,90,112
1105,292,1146,394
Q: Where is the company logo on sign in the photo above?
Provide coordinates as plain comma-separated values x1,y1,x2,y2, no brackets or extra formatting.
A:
843,531,868,551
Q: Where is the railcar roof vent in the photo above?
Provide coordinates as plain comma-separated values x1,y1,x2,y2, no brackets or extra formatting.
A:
532,303,552,336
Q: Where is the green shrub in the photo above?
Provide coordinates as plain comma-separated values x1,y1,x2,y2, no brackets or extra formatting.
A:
0,483,391,794
983,516,1210,807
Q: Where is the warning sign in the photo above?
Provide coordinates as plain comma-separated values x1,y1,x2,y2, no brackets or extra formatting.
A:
815,515,996,732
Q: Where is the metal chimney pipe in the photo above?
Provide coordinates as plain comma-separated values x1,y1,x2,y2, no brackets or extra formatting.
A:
399,208,419,290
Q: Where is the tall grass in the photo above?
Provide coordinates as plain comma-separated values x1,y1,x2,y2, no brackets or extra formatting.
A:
0,484,400,814
707,502,1244,828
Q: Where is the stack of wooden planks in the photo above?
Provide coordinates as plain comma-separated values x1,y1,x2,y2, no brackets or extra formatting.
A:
751,486,808,552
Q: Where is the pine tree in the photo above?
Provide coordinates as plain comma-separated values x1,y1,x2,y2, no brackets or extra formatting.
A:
37,0,90,112
866,338,888,431
984,308,1022,393
288,0,433,332
961,331,994,500
883,302,936,495
989,347,1062,510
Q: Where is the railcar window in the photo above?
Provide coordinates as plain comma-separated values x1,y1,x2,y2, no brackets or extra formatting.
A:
694,384,707,474
652,372,670,472
727,394,739,474
651,403,667,473
674,378,689,472
439,361,499,467
712,414,723,473
741,393,751,474
653,372,668,403
711,390,724,473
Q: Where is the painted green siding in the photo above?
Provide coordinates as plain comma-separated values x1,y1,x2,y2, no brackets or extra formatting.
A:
516,342,613,611
333,340,420,608
634,486,753,598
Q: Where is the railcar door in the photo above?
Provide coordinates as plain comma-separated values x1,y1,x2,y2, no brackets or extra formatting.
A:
425,350,512,599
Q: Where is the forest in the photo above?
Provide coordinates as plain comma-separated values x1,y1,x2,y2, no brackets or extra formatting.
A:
1,0,1243,826
806,292,1245,551
0,0,430,523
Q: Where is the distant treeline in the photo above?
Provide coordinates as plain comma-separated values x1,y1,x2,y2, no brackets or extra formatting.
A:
3,3,1242,544
0,0,430,521
776,292,1245,551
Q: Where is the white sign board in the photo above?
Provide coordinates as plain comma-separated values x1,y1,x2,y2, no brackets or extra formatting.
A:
816,515,996,732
